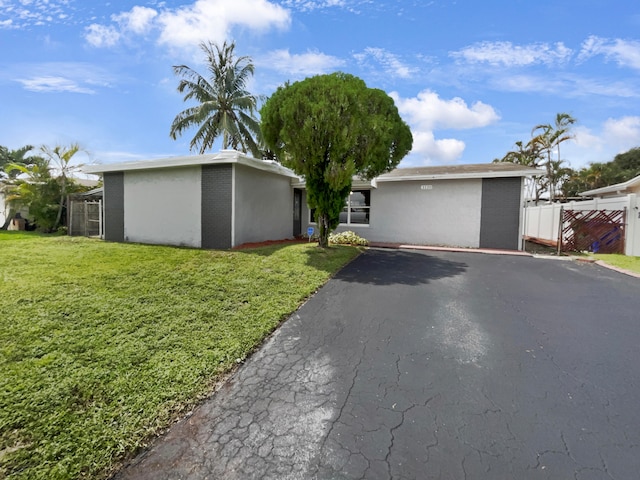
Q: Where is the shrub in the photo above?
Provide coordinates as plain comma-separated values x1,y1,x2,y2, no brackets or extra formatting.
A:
329,230,369,246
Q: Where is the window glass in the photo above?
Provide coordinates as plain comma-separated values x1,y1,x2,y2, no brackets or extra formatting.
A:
309,189,371,225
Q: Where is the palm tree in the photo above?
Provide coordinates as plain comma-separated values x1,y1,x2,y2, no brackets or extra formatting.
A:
530,113,576,201
494,140,546,202
170,41,262,156
40,144,84,230
4,144,85,231
1,145,35,180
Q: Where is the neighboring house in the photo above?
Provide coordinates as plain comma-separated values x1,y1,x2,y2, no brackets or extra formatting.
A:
84,150,540,250
0,183,7,227
580,174,640,198
524,175,640,256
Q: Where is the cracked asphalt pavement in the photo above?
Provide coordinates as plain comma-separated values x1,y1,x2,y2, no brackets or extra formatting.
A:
113,248,640,479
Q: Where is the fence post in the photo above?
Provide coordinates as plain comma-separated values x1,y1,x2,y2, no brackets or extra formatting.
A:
557,206,564,255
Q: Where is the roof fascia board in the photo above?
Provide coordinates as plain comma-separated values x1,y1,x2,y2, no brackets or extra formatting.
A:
83,150,298,178
376,170,542,182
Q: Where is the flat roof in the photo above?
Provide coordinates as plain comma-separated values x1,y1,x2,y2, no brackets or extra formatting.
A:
376,162,543,182
82,150,300,179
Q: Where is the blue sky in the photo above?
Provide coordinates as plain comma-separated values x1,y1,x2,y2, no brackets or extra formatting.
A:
1,0,639,171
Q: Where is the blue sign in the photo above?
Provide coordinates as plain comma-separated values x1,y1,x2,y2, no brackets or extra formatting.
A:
307,226,315,237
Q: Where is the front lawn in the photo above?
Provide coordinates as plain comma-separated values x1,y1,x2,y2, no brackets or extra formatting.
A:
0,233,360,479
593,253,640,274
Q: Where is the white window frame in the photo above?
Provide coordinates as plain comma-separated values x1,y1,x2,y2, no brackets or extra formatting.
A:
309,189,371,226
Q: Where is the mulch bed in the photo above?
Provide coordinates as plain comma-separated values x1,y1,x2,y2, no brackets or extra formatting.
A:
232,238,309,250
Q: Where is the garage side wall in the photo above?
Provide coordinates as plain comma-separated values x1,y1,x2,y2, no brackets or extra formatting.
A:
233,164,292,246
318,179,481,247
479,177,522,250
124,167,202,247
103,172,125,242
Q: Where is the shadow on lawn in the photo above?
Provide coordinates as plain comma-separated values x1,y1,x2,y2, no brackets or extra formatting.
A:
335,248,468,286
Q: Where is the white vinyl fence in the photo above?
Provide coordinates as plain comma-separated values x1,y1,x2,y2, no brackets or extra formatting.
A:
524,194,640,256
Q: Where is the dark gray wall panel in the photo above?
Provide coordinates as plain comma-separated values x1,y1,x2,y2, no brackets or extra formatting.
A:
201,164,232,249
480,177,521,250
103,172,124,242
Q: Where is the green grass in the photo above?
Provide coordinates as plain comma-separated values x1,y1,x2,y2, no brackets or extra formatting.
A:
593,253,640,274
0,232,361,479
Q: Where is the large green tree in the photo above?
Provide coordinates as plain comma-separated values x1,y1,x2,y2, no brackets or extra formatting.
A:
4,144,86,232
261,72,413,247
170,40,262,156
562,146,640,197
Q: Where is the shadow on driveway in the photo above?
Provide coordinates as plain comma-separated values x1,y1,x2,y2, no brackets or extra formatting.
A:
337,248,468,286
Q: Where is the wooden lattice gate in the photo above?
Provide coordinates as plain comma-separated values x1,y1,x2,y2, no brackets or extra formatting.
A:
559,208,626,254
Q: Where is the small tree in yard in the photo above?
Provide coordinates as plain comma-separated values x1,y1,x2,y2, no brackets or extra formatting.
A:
261,72,413,247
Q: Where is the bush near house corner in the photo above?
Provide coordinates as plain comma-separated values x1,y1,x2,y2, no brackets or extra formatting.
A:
0,232,361,480
329,230,369,246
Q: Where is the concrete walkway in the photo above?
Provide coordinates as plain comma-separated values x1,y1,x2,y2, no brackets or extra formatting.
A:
113,248,640,479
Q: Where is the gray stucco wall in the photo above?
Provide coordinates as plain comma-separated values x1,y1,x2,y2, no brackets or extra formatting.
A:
233,164,293,246
479,177,523,250
202,164,233,249
317,179,483,247
103,172,124,242
123,167,202,247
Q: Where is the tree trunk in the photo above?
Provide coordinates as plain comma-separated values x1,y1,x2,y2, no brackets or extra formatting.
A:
317,212,330,248
54,177,67,231
1,207,17,230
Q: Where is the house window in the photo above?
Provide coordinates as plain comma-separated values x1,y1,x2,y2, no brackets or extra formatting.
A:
310,189,371,225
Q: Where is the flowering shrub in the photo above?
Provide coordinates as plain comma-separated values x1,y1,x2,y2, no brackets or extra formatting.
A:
329,230,369,246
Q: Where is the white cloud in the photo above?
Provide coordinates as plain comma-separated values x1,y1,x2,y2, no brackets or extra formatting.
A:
259,49,344,76
0,0,73,28
565,116,640,169
353,47,416,79
157,0,290,50
85,24,120,48
451,41,572,67
389,90,499,164
578,36,640,70
16,76,96,94
603,116,640,145
410,131,466,164
10,62,115,94
85,0,291,53
113,6,158,35
279,0,358,12
390,89,500,131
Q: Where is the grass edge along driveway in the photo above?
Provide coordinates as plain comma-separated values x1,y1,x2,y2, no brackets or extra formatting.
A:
0,232,361,480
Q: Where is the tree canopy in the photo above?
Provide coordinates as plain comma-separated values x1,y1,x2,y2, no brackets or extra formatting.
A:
2,143,88,232
562,146,640,197
170,41,262,156
261,72,413,247
495,112,576,203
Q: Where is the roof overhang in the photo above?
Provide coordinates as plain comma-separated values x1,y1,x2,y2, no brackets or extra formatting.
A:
374,162,543,183
83,150,300,179
579,174,640,197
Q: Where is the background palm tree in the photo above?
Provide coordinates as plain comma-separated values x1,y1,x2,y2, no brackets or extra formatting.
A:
4,144,86,232
170,41,262,157
530,112,576,201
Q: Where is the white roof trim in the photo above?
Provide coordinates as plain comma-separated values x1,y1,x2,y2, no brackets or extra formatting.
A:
83,150,300,179
580,174,640,197
375,169,542,182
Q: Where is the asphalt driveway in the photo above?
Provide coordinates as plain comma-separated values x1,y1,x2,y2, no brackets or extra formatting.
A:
114,248,640,480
